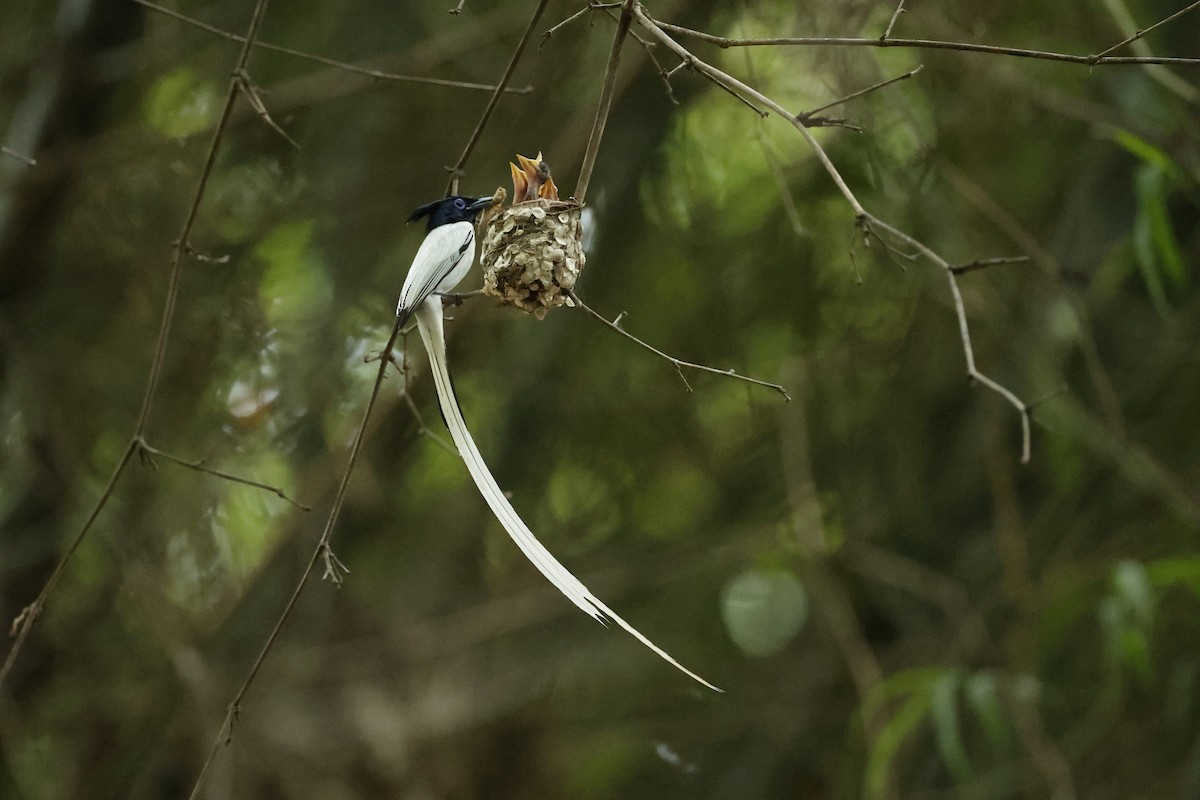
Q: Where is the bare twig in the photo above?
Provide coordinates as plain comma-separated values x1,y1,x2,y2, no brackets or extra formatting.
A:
541,2,625,49
798,64,922,121
436,288,485,305
644,14,1200,66
570,292,791,400
635,8,1032,462
401,392,456,454
1092,0,1200,59
0,145,37,166
135,438,310,510
186,317,405,799
133,0,531,95
950,255,1030,276
449,0,467,14
575,0,637,204
445,0,552,195
542,5,594,47
881,0,907,42
234,70,299,149
865,215,1033,463
2,0,275,691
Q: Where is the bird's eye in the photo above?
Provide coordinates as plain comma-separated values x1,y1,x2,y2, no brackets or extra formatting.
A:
454,197,466,210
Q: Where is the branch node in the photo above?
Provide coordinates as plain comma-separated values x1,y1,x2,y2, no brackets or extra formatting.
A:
225,702,241,745
321,543,350,585
9,602,39,638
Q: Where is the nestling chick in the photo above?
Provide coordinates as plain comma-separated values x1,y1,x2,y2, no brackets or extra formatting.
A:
509,151,559,202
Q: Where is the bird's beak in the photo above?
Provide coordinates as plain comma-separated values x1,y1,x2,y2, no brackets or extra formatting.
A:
516,153,541,178
509,162,529,203
468,195,497,213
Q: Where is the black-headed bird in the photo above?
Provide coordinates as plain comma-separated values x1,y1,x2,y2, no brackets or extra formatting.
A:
397,194,719,691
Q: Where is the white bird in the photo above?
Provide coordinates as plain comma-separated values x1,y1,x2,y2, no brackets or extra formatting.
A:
397,195,721,692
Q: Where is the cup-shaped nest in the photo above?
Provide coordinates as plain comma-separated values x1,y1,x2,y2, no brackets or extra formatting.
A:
480,199,584,319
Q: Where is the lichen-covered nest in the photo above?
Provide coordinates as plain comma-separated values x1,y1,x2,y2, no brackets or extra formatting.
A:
480,199,584,319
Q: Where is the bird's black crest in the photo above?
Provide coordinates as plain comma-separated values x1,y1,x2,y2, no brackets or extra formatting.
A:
407,195,494,232
406,199,442,224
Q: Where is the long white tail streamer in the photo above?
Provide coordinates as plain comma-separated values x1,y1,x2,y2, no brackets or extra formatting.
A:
414,298,721,691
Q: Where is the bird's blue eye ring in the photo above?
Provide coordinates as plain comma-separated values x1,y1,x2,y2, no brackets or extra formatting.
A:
453,197,466,210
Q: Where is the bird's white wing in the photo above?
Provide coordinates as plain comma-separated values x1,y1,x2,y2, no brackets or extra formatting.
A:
397,222,475,324
414,297,722,691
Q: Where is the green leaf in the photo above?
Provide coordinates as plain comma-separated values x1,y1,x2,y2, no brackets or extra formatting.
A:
930,670,972,781
866,683,934,799
1132,164,1185,316
1111,128,1177,175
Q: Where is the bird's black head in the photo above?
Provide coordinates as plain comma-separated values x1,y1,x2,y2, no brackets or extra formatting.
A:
407,195,495,231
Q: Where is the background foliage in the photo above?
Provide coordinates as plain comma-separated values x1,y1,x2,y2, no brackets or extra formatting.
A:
2,0,1199,798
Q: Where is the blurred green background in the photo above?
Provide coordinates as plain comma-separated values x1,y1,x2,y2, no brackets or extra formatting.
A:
2,0,1199,797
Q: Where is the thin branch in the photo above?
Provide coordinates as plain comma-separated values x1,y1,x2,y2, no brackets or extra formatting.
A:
541,2,624,49
401,392,456,454
1,0,275,692
1,441,136,687
798,64,922,121
445,0,552,195
541,5,594,47
570,292,791,401
0,145,37,166
449,0,467,14
644,15,1200,66
950,255,1030,276
135,438,311,510
864,215,1033,463
1092,0,1200,59
132,0,531,95
234,70,299,149
881,0,907,42
186,318,405,799
575,0,637,204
